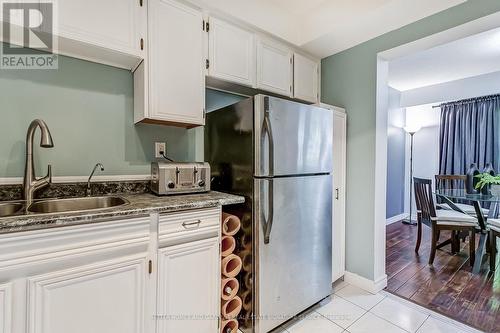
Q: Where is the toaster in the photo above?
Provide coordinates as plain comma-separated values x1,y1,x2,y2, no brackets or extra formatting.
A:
151,162,210,195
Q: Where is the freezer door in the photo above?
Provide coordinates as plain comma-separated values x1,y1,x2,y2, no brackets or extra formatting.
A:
254,175,332,333
254,95,333,177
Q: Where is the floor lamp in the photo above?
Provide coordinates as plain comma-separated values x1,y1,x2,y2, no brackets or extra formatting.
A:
403,125,421,226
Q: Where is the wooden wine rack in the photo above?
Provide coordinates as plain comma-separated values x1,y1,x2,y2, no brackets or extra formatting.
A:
220,213,242,333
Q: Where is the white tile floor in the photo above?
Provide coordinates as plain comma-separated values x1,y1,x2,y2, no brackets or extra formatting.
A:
258,282,486,333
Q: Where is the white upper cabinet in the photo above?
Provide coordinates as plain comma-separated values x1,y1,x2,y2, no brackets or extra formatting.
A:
257,37,293,97
293,53,320,103
45,0,146,69
56,0,145,56
208,17,256,87
134,0,205,127
0,0,146,69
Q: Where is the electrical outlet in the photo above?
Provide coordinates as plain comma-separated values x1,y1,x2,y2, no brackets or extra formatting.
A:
155,142,166,159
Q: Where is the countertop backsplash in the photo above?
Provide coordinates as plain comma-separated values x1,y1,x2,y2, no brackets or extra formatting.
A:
0,180,151,202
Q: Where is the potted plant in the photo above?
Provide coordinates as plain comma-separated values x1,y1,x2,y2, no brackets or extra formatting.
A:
475,173,500,196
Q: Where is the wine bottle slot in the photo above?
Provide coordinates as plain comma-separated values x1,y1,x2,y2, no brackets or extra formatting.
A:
243,271,253,289
240,233,252,250
221,277,239,301
221,254,242,278
240,249,252,271
222,213,241,236
221,236,236,257
220,319,238,333
241,290,252,311
221,296,242,320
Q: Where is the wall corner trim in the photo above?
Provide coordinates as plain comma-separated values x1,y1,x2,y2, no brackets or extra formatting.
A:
344,271,388,294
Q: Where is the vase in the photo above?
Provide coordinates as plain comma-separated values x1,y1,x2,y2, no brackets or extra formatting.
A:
483,163,496,176
466,163,479,194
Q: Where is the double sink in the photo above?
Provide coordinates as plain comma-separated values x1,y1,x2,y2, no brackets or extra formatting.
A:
0,196,128,218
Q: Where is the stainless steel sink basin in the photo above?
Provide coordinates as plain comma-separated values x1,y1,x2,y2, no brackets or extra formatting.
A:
0,202,24,217
27,196,128,214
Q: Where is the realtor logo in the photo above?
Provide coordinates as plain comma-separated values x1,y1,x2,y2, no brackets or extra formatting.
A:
1,0,58,69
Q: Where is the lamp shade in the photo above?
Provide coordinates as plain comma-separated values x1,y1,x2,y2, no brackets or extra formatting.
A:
404,125,421,134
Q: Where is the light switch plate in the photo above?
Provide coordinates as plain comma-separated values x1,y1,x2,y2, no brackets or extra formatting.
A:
155,142,166,158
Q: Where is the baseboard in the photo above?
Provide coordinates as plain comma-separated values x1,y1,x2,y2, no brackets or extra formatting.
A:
344,271,387,294
386,213,407,225
0,175,151,185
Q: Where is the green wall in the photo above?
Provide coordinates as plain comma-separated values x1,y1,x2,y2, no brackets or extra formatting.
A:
0,50,241,178
321,0,500,280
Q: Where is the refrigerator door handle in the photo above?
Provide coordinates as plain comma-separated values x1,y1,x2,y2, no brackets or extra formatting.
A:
262,97,275,176
262,179,274,244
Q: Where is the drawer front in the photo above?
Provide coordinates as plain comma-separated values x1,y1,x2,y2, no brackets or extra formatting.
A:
158,208,221,246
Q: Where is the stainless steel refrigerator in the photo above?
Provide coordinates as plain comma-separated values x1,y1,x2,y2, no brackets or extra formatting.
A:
205,95,333,333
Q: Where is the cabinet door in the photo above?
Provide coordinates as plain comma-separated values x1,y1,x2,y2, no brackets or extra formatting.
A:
257,38,293,97
26,255,148,333
147,0,205,126
157,237,219,333
208,17,255,87
332,110,347,282
293,53,319,103
56,0,145,56
0,283,12,333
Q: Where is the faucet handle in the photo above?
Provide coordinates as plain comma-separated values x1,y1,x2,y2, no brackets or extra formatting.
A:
46,164,52,183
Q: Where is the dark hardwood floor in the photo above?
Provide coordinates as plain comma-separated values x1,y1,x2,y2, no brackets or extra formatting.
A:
386,221,500,333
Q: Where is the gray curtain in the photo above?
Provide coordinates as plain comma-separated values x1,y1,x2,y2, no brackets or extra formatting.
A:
439,94,500,175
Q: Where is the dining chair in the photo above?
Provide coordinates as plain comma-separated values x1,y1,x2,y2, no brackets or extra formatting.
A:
435,174,488,216
414,177,478,265
486,219,499,271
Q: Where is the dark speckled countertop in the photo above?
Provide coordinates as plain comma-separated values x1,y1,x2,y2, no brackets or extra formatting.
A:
0,191,245,234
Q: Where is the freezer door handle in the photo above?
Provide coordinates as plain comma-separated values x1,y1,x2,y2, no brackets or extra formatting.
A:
261,179,274,244
262,97,275,176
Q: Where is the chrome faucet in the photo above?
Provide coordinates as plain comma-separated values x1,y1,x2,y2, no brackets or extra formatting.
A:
23,119,54,206
87,163,104,196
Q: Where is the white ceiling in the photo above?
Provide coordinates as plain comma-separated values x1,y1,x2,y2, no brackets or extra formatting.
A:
389,27,500,91
195,0,466,58
267,0,328,16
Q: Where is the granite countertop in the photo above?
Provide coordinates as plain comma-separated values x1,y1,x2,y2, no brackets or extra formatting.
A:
0,191,245,234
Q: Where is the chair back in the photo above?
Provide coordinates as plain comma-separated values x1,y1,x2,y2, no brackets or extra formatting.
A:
414,177,437,223
435,175,466,203
435,174,466,190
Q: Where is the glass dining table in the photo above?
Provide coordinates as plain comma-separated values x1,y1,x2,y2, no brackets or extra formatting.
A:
435,189,498,273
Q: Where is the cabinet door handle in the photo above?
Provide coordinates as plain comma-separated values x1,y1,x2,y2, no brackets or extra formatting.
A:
335,188,339,200
182,220,202,229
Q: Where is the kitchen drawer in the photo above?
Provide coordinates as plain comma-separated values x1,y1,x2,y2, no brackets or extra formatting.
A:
158,208,221,247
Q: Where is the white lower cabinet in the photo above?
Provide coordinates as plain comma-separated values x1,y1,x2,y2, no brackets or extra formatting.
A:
0,216,152,333
0,208,222,333
27,255,148,333
0,282,12,333
157,237,220,332
332,108,347,283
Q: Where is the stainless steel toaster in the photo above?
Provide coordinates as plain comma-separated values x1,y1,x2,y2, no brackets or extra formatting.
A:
151,162,210,195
